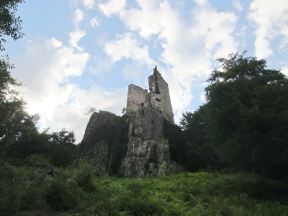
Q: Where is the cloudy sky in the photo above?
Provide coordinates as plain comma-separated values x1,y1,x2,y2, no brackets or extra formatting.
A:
6,0,288,142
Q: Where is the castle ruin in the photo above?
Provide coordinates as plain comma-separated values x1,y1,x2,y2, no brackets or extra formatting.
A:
81,66,176,177
126,66,174,123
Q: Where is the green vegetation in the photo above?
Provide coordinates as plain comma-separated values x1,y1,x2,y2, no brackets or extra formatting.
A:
0,165,287,215
0,0,24,51
178,53,288,179
1,1,288,215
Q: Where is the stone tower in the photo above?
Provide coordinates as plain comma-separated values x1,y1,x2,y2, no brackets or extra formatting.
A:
126,66,174,123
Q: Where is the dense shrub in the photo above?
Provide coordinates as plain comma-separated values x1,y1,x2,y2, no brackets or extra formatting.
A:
75,163,95,192
20,186,44,211
163,119,186,165
24,154,50,167
44,179,78,211
0,165,22,215
0,166,288,215
118,196,163,216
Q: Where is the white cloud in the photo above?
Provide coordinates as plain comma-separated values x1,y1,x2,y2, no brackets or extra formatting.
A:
248,0,288,58
99,0,126,16
191,1,238,59
50,85,126,141
50,38,63,48
122,62,144,80
90,16,100,28
118,0,238,120
234,0,243,12
104,33,155,66
282,64,288,77
13,38,88,120
70,8,86,50
11,38,124,141
14,38,89,92
82,0,95,9
73,8,84,27
69,30,86,50
200,94,207,103
194,0,207,6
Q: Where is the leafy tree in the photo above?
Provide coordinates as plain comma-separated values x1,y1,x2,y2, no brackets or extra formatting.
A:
0,0,24,51
205,54,288,178
2,0,55,167
163,119,186,165
180,107,218,171
48,129,75,146
47,129,77,167
181,53,288,178
4,114,46,162
0,0,24,161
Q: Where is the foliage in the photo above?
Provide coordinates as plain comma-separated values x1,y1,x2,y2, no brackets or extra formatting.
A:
44,178,78,211
0,0,24,51
24,154,50,167
0,58,25,161
75,162,95,192
0,0,28,163
6,127,46,162
48,129,77,167
163,119,186,164
181,107,218,171
1,166,287,215
165,108,217,171
181,53,288,179
0,165,22,215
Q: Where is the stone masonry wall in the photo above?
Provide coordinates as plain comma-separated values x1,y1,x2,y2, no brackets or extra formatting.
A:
148,71,174,123
126,84,148,115
126,67,174,123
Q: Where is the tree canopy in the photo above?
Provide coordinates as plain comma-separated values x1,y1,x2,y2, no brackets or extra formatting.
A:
181,53,288,179
0,0,26,161
0,0,24,51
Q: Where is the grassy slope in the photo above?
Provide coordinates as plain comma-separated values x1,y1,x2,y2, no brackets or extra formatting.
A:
91,172,288,216
1,166,288,216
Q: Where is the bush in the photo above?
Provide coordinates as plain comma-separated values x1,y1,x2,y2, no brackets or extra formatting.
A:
44,179,78,211
24,154,50,167
0,165,22,215
20,186,44,211
75,163,95,192
118,195,163,216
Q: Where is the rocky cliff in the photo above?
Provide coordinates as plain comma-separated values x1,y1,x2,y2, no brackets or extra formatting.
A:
80,108,180,177
120,107,170,177
79,111,128,175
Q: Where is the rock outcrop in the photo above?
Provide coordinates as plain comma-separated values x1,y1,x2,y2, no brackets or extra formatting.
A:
120,107,170,177
80,111,128,175
80,108,172,177
79,67,181,177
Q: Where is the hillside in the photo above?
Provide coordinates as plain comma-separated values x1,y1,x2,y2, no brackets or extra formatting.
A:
1,165,288,216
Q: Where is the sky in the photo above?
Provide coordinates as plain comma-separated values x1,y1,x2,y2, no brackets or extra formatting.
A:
5,0,288,142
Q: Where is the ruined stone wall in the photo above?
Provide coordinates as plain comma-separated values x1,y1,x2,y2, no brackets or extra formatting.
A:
126,68,174,123
148,71,174,123
126,84,148,114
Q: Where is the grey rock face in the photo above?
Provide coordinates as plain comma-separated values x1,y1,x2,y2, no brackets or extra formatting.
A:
80,111,127,174
120,107,170,177
80,108,172,177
